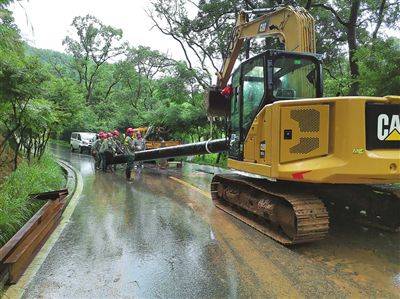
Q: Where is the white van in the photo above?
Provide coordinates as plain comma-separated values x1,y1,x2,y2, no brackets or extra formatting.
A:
70,132,97,153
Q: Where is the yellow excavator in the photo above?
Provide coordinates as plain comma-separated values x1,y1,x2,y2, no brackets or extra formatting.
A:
204,5,400,244
114,5,399,244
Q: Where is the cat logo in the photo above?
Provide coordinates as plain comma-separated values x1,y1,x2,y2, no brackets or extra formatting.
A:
377,114,400,141
366,103,400,150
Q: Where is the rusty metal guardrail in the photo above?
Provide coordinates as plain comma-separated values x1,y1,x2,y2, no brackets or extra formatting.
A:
0,189,68,285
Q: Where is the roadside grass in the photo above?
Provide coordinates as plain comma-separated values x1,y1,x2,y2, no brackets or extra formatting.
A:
190,153,227,168
0,154,65,247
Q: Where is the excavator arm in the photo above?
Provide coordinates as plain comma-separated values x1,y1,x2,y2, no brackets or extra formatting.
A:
217,5,316,88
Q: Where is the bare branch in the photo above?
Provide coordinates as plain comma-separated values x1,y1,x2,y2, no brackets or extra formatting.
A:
311,3,349,26
372,0,386,39
147,9,194,70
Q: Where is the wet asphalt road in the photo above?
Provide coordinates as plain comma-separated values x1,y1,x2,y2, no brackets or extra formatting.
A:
22,145,399,298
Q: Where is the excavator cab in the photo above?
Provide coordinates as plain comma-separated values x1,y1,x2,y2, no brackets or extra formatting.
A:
223,50,323,160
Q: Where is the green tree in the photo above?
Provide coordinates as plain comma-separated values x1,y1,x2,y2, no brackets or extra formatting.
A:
63,15,127,103
357,37,400,96
0,55,49,168
306,0,400,95
148,0,400,95
19,98,59,162
42,77,87,138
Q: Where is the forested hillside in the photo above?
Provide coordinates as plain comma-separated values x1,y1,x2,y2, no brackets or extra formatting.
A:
25,42,210,142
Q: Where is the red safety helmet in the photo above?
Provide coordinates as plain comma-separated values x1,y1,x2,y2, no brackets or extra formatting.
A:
126,127,134,136
113,130,120,137
107,132,113,138
221,84,233,97
100,133,107,139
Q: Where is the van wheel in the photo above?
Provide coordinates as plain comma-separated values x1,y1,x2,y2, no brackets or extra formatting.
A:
79,146,83,154
70,146,75,152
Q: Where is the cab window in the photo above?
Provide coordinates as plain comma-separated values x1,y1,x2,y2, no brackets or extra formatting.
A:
242,56,265,133
273,57,317,99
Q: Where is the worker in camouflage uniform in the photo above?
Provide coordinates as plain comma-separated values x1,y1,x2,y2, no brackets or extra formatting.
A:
112,130,125,154
99,132,116,172
133,131,146,170
123,127,136,180
111,130,125,171
97,132,109,172
91,132,104,170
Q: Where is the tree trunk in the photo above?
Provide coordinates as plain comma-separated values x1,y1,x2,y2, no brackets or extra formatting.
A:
347,0,361,96
26,136,32,163
34,139,38,158
41,134,51,159
347,27,360,95
86,87,93,104
13,141,20,170
372,0,386,39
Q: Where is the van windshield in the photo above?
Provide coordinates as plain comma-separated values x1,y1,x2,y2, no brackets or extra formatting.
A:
80,133,96,141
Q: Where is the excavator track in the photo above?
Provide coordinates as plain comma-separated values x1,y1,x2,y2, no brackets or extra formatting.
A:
211,174,329,245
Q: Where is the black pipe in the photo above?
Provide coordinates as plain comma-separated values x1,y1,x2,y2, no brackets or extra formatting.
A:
110,139,229,164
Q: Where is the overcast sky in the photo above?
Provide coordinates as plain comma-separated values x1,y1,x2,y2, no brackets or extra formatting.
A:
10,0,186,60
10,0,400,62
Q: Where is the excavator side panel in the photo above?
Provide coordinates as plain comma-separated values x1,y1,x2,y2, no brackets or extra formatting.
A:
230,96,400,184
279,104,329,163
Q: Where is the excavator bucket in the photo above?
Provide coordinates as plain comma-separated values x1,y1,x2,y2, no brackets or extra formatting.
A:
205,88,230,117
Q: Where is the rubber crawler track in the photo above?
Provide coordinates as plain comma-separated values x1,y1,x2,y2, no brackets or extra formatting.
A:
211,174,329,245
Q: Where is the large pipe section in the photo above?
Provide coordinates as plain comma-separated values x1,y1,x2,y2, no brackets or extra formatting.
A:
110,139,229,164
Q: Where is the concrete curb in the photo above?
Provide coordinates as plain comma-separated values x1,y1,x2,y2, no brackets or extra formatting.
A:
2,159,83,299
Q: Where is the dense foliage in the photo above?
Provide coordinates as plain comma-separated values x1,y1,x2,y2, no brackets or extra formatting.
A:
0,5,212,171
0,154,65,246
0,4,85,169
149,0,400,96
26,15,211,142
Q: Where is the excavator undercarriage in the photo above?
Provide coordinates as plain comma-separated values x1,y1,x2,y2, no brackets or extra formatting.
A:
211,174,399,245
211,174,329,245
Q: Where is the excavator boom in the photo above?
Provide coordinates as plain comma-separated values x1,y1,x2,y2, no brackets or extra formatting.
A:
217,5,315,88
